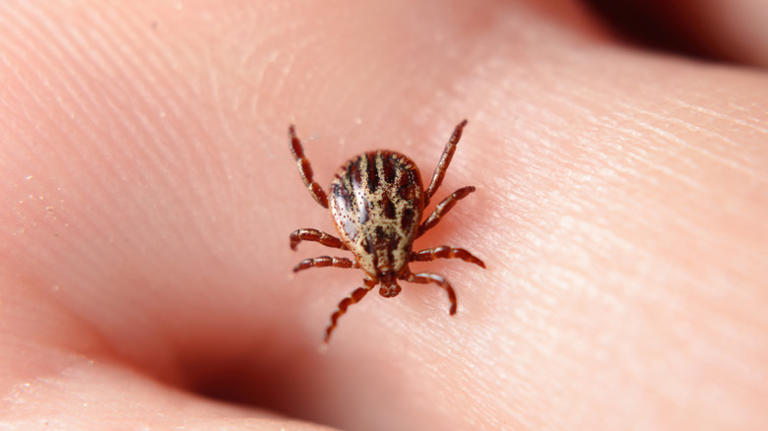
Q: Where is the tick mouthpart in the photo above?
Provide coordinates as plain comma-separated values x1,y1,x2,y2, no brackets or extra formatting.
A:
379,283,402,298
378,270,402,297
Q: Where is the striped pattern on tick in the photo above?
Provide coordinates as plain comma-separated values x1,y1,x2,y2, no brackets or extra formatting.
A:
289,120,486,342
329,151,423,279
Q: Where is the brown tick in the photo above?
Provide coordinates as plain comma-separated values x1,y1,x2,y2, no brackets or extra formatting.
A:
289,120,485,342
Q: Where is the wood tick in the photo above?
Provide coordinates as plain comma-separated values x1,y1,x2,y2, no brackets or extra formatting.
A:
289,120,485,342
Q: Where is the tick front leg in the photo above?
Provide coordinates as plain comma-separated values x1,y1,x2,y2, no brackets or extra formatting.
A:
324,277,377,342
289,125,329,208
290,228,347,251
293,256,358,273
403,272,458,315
410,246,485,268
424,119,468,207
417,186,475,238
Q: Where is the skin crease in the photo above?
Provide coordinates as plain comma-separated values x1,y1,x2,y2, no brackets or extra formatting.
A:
605,0,768,65
1,0,767,429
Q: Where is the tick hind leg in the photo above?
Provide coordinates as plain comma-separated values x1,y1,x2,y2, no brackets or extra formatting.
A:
324,277,377,342
417,186,475,238
410,246,485,268
424,119,468,207
403,272,458,315
289,125,329,208
290,228,346,251
293,256,358,273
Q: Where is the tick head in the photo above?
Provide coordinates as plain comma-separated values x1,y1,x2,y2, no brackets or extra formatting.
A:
378,270,402,298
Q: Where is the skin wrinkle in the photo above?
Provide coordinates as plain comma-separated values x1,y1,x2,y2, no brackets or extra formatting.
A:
614,103,759,176
3,360,293,427
446,39,767,428
1,0,206,269
84,3,251,240
549,76,761,175
110,36,241,239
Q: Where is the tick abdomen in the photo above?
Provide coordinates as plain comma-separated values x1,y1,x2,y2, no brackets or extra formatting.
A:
329,150,424,276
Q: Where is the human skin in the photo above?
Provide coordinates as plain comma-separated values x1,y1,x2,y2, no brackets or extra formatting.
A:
1,0,767,430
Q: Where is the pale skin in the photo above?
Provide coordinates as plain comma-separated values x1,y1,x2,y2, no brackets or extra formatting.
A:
1,1,767,430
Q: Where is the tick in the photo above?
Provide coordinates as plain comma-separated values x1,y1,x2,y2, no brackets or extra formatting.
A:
289,120,485,342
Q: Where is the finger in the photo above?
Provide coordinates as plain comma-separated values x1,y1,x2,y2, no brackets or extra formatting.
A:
0,341,331,430
1,1,766,431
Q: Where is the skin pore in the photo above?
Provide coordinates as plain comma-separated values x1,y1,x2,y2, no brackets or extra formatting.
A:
1,0,766,430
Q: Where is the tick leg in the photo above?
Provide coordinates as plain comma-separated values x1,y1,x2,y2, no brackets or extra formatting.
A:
293,256,358,273
289,125,329,208
417,186,475,238
403,272,458,315
410,246,485,268
325,277,377,342
424,119,468,207
290,228,347,251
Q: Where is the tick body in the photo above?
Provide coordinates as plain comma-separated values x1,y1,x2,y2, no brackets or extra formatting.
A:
289,120,485,342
